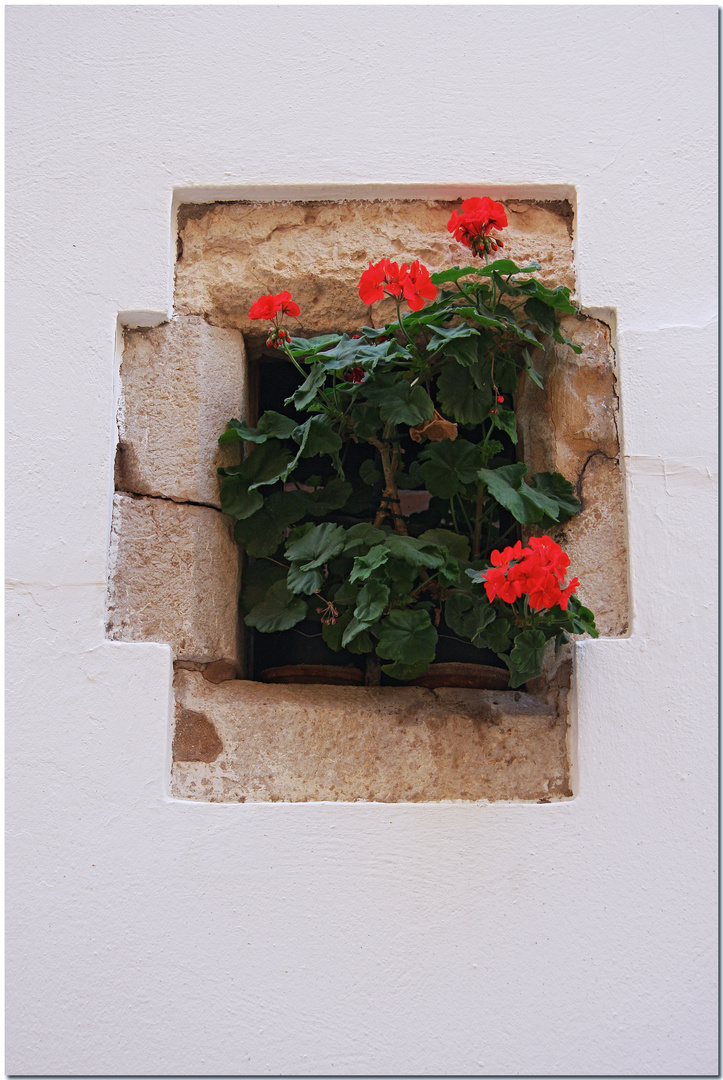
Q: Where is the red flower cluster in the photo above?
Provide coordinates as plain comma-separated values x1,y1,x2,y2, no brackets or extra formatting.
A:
358,258,437,311
480,536,580,611
248,291,300,321
266,327,291,350
447,197,508,257
343,365,365,384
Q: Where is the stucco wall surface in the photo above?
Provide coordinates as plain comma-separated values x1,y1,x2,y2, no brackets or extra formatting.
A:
6,6,717,1076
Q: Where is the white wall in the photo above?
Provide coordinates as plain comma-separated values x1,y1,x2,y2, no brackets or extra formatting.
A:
7,6,717,1074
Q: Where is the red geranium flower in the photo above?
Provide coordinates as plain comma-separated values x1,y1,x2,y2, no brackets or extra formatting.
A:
358,257,437,310
343,365,365,384
447,196,508,256
481,535,579,611
249,293,281,320
358,260,385,305
274,290,300,317
381,260,407,298
248,290,300,321
403,260,438,311
527,535,570,582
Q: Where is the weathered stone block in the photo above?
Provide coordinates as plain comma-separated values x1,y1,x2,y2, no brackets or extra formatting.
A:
116,316,246,508
517,315,629,637
107,494,240,664
170,669,570,803
174,198,574,340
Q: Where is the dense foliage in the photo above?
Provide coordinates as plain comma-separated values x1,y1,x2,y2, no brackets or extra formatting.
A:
219,198,597,687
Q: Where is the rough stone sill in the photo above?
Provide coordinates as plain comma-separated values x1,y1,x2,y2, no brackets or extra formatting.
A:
171,670,570,804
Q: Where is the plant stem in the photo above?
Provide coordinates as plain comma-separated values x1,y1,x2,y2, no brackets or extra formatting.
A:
472,485,485,559
369,428,408,535
457,494,473,537
448,497,459,533
395,298,415,349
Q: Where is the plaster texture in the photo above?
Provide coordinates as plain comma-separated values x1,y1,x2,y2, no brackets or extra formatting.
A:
7,6,717,1077
106,493,240,665
171,669,568,803
116,315,246,508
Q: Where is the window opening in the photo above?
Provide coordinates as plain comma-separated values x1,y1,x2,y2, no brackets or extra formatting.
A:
246,349,515,686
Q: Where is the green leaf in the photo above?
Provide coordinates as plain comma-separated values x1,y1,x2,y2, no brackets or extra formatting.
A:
317,334,395,371
343,523,386,552
219,477,264,520
349,543,389,583
453,306,506,330
244,580,307,633
437,363,494,425
353,580,389,624
220,411,297,445
384,534,447,570
417,440,481,498
321,615,345,651
477,463,534,523
286,564,324,596
233,489,306,556
294,477,353,516
240,440,295,490
429,265,484,285
365,376,434,426
479,464,580,526
376,609,438,674
427,322,480,351
522,347,544,390
489,407,518,444
218,419,264,445
419,529,470,562
566,596,599,637
476,258,541,277
530,472,581,521
240,560,288,614
479,437,504,466
506,628,548,687
359,459,382,486
524,296,558,336
384,557,418,597
287,333,342,354
268,489,308,527
444,592,476,637
341,615,373,648
520,279,577,314
288,364,327,409
285,522,347,571
482,617,512,654
234,512,281,557
292,414,343,458
445,591,496,640
439,334,481,368
381,658,435,681
323,611,372,653
349,403,383,439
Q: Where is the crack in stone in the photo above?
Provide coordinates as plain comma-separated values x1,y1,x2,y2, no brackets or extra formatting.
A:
114,488,222,514
575,449,617,505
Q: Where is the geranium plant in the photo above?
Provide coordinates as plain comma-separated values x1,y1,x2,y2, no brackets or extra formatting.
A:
219,197,597,688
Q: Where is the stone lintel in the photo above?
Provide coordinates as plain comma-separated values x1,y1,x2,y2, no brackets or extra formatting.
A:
175,198,575,340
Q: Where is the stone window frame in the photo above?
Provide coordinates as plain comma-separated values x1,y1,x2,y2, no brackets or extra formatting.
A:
106,187,628,803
